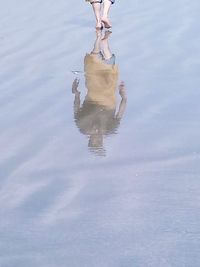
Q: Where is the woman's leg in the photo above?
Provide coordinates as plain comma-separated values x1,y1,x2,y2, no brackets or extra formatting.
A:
91,30,102,55
101,31,112,60
92,2,102,29
102,0,112,28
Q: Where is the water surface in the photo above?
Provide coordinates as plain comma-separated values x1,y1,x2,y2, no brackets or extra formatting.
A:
0,0,200,266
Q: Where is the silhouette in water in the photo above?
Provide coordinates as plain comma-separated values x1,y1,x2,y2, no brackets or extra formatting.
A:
72,30,127,155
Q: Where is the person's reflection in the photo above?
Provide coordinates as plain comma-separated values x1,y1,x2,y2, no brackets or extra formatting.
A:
72,30,127,155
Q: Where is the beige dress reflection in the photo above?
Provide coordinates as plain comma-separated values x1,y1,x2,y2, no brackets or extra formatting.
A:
72,31,127,156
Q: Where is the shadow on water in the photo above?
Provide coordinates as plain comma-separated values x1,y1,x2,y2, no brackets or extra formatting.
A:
71,30,127,156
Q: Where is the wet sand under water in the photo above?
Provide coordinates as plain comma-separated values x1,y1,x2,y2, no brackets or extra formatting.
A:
0,0,200,266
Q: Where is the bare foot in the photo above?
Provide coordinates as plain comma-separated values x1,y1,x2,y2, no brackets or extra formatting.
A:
96,21,103,30
102,30,112,40
101,17,112,28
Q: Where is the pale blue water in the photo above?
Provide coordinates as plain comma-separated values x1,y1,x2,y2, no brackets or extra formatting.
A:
0,0,200,266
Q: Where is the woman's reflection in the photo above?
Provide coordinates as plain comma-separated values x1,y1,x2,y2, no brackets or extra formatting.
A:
72,30,127,155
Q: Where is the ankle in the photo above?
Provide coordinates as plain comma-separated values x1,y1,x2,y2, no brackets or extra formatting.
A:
102,16,107,20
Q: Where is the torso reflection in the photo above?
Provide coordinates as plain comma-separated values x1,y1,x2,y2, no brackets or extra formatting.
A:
72,31,127,156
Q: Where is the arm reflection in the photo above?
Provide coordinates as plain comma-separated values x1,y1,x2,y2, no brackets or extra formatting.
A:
72,31,127,156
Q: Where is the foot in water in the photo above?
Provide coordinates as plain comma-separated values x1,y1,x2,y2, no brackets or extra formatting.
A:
102,30,112,40
96,20,103,30
101,17,112,29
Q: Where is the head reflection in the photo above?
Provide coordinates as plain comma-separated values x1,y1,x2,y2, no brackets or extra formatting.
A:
72,30,127,156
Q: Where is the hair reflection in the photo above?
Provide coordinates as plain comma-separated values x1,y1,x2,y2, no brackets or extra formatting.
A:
72,30,127,156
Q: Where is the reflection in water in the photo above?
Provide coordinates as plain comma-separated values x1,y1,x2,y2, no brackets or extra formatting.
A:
72,31,127,155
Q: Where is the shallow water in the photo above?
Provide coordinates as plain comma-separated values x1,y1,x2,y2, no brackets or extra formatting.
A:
0,0,200,266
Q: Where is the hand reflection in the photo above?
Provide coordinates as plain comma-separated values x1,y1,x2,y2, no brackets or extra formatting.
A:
72,31,127,156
